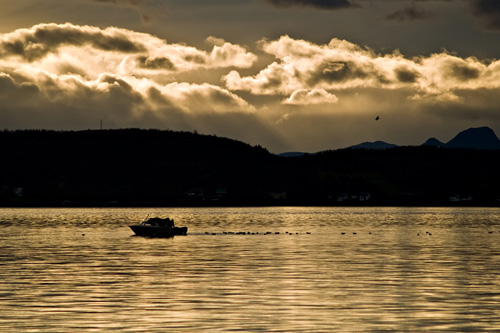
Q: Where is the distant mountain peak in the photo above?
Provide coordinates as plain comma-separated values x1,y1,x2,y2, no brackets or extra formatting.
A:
347,141,398,150
422,137,445,147
344,126,500,152
446,126,500,150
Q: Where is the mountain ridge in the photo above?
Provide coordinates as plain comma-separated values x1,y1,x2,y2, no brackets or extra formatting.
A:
344,126,500,151
345,141,398,150
444,127,500,150
279,127,500,156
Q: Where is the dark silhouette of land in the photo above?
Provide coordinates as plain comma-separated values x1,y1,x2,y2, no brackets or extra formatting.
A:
348,126,500,151
1,128,500,207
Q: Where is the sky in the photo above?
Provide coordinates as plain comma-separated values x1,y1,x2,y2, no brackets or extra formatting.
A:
1,0,500,153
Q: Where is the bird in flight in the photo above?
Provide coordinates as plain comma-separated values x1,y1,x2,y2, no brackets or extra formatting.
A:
375,116,380,121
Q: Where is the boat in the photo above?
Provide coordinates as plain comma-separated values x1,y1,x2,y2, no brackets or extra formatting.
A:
129,217,188,237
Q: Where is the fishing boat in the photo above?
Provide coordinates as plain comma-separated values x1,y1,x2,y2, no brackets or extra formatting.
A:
129,217,188,237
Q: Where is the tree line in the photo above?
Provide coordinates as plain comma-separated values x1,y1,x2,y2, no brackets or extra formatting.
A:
1,129,499,206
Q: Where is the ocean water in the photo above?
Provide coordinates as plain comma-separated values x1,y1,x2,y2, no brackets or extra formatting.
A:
1,207,500,332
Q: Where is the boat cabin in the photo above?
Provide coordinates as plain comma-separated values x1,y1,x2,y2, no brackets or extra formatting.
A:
142,217,175,228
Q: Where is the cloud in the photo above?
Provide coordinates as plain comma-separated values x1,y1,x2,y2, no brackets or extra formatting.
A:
0,23,145,62
92,0,154,22
265,0,359,10
93,0,148,6
0,23,259,135
386,4,433,22
2,22,500,153
283,89,339,105
224,35,500,102
264,0,500,31
469,0,500,30
0,24,257,76
0,67,256,136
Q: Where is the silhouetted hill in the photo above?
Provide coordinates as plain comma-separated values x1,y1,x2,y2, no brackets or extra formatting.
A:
347,127,500,150
278,152,307,157
422,138,445,147
446,127,500,150
347,141,399,150
0,129,277,206
1,129,500,207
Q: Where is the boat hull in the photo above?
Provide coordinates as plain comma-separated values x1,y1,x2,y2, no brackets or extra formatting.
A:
129,225,188,237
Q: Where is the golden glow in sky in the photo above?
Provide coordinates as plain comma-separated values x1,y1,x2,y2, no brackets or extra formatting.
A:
1,0,500,152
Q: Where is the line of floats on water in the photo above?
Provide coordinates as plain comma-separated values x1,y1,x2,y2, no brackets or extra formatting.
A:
202,231,438,236
204,231,311,235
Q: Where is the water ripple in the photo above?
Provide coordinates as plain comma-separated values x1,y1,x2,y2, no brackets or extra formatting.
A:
1,207,500,332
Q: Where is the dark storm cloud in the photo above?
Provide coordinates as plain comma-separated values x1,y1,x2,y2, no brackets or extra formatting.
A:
92,0,153,22
0,73,40,98
0,23,145,61
265,0,359,10
469,0,500,30
469,0,500,13
386,5,432,22
0,71,142,129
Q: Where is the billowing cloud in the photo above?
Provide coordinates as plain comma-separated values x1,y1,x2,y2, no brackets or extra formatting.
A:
0,24,256,75
224,35,500,102
283,89,339,105
0,23,145,61
0,23,258,136
2,20,500,153
266,0,359,10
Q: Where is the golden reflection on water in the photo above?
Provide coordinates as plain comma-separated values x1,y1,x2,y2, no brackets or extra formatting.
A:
1,207,500,332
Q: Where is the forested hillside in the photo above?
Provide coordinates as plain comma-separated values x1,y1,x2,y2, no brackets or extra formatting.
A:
1,129,500,206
